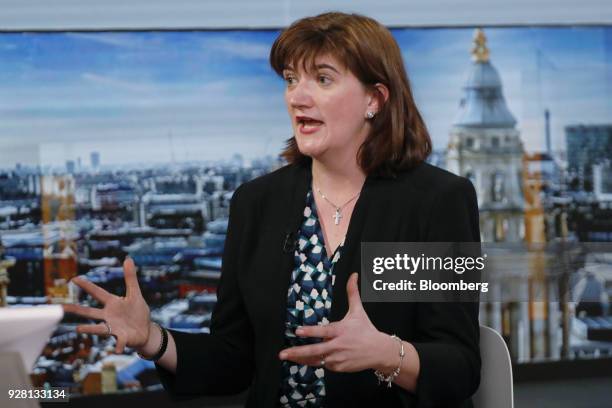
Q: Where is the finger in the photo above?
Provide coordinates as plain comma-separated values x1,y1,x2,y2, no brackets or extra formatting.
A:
287,356,328,367
115,336,127,354
123,257,141,299
71,276,112,305
115,328,127,353
279,340,336,362
76,323,112,337
296,323,339,339
62,303,104,320
347,273,364,314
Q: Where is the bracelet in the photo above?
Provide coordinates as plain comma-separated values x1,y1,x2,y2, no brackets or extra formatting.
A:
374,334,405,388
137,322,168,362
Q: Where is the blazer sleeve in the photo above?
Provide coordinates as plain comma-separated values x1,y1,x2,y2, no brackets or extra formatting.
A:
155,184,255,397
409,177,482,408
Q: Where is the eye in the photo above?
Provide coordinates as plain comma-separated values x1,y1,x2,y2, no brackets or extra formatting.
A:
317,75,332,85
284,74,297,86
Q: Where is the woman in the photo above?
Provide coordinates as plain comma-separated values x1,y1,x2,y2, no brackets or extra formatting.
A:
63,12,481,408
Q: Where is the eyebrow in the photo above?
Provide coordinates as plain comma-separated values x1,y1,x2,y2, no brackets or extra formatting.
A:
315,63,341,74
283,63,341,74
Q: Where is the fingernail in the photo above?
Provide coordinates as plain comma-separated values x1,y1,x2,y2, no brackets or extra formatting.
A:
295,327,304,335
279,352,287,360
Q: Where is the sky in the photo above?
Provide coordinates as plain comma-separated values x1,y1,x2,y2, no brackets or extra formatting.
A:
0,26,610,168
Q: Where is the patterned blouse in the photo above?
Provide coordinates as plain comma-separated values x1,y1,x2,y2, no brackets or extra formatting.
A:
279,190,343,408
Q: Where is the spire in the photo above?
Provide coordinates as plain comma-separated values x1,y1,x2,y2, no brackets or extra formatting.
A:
471,28,490,63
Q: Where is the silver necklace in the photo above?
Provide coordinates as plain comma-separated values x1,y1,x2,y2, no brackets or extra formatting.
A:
315,186,360,225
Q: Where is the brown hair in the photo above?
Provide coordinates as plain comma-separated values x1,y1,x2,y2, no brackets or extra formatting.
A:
270,12,432,176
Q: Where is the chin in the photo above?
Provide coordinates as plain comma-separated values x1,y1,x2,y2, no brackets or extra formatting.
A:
294,135,327,159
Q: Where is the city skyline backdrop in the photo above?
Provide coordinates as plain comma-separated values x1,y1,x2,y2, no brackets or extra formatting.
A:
0,26,610,168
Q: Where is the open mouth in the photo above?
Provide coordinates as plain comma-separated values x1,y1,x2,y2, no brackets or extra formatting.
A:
296,116,324,133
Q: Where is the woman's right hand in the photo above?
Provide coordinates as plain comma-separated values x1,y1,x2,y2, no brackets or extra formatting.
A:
62,257,152,354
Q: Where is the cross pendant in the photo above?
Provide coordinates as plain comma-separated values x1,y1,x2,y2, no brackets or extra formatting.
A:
333,209,342,225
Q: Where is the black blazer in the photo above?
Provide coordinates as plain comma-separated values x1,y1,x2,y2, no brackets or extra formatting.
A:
156,160,481,408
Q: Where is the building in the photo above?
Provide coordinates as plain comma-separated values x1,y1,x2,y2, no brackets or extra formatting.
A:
446,28,525,242
66,160,76,174
90,152,100,171
140,193,207,232
593,163,612,202
1,229,79,301
565,124,612,191
0,241,16,306
445,29,553,362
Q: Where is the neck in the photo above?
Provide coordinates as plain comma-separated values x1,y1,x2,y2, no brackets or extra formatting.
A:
311,155,366,200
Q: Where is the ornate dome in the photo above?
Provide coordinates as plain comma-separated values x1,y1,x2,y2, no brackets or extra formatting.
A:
465,61,503,89
452,29,517,129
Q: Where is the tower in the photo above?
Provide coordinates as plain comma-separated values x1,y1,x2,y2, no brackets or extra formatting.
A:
446,29,530,361
446,28,525,242
90,151,100,172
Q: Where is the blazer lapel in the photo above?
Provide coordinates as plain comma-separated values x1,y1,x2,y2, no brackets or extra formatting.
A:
264,162,312,405
271,162,312,328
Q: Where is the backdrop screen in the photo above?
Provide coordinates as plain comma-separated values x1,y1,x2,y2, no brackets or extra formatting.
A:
0,26,611,395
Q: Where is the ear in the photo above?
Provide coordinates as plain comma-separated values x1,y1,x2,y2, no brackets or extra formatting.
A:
367,83,390,114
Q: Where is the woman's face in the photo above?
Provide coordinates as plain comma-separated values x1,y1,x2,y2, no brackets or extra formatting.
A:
283,54,375,163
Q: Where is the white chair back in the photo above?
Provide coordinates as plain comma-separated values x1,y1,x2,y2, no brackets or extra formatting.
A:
472,325,514,408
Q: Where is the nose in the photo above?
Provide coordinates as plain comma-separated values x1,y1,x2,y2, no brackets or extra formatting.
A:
287,80,314,109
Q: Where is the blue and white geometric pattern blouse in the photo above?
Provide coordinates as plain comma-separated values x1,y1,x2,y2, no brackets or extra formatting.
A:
279,190,343,408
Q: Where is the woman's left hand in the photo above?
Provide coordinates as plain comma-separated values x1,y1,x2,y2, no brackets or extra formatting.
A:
279,273,395,373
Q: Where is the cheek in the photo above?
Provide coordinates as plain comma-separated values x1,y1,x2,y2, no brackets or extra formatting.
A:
284,93,293,118
324,94,366,133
